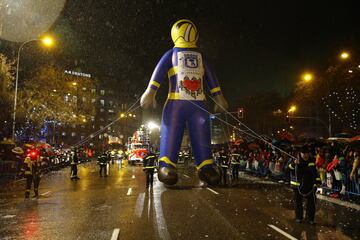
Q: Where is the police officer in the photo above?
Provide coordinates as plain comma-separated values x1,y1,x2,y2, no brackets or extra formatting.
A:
70,149,80,180
98,151,109,177
22,147,42,198
288,145,321,224
143,150,157,188
219,149,230,185
231,150,241,182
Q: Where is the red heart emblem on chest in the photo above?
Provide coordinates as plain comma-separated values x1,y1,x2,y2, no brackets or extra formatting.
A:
183,79,201,92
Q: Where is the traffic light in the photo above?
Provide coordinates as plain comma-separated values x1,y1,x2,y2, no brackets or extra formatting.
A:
238,108,244,118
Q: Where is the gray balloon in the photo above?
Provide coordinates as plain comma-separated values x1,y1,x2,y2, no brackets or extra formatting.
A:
0,0,66,42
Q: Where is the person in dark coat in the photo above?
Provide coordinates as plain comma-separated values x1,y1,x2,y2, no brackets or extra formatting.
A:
288,145,321,224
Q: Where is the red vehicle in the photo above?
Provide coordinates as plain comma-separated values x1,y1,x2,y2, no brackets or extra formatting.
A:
127,143,149,165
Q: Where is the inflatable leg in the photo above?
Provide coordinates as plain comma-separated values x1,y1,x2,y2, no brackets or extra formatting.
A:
158,101,186,185
188,103,220,186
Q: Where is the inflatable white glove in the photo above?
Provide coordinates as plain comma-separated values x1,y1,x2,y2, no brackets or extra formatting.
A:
213,94,229,113
140,89,157,109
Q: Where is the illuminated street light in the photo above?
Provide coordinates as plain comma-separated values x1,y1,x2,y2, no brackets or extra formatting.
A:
302,72,313,82
288,105,297,113
129,113,132,117
12,35,56,140
120,113,125,118
147,121,160,130
72,82,77,86
41,36,55,47
340,51,349,60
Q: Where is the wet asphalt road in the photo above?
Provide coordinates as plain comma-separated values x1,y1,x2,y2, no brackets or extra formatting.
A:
0,160,359,240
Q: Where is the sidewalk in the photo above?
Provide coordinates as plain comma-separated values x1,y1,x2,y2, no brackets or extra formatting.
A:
239,171,360,211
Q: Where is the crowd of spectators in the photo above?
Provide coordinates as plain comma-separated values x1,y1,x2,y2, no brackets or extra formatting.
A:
213,140,360,202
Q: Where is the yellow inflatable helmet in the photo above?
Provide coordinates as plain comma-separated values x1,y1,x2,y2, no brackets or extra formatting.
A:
171,19,198,48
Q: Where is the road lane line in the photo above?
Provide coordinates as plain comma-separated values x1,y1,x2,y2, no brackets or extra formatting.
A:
132,175,135,179
154,188,171,240
127,188,132,196
183,174,190,178
206,187,219,195
135,193,145,218
40,191,51,196
111,228,120,240
268,224,297,240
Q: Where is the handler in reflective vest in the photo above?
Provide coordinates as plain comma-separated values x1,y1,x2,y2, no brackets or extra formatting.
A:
143,151,157,188
231,151,241,182
288,145,321,225
21,148,42,199
219,149,230,185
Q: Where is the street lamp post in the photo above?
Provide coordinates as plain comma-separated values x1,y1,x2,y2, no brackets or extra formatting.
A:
12,36,54,141
300,71,333,137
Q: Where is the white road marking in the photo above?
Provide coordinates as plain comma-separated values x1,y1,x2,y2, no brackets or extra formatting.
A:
268,224,298,240
135,193,145,218
2,215,16,219
183,174,190,178
206,187,219,195
127,188,132,196
132,175,135,179
111,228,120,240
154,188,171,240
40,191,51,196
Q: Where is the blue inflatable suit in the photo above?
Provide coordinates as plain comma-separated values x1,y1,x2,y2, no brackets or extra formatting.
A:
140,19,228,185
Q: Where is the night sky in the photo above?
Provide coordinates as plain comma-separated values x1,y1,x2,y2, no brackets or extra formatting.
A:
2,0,360,108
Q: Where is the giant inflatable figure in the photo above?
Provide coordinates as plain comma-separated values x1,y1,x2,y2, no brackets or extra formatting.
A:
140,19,228,185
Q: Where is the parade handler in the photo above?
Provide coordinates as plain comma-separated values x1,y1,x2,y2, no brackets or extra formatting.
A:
288,145,321,224
140,19,228,185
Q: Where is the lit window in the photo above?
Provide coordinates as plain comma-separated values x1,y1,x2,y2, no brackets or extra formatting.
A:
82,97,86,102
82,87,87,91
100,90,105,95
100,99,105,106
62,132,66,136
91,98,96,103
71,132,76,137
91,89,96,93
